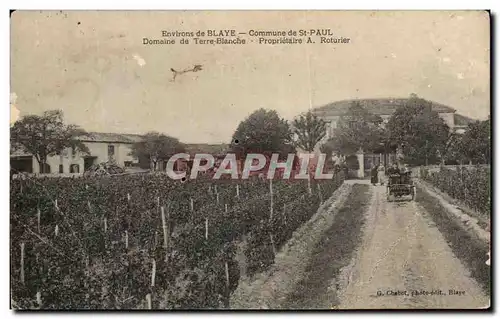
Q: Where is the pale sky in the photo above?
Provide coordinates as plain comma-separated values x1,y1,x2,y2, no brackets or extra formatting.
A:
11,11,490,143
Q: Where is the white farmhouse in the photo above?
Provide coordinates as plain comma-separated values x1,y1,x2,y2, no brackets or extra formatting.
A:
10,132,143,175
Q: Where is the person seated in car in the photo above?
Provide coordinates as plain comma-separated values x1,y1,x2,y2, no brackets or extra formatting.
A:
387,162,400,175
386,163,401,185
401,164,412,183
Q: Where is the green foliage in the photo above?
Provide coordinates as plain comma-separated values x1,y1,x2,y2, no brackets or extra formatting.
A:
292,111,327,152
455,118,491,164
10,110,89,173
11,173,344,309
420,165,491,216
328,101,385,156
437,132,463,164
387,96,450,166
129,132,186,171
345,155,359,170
244,175,344,277
231,109,295,158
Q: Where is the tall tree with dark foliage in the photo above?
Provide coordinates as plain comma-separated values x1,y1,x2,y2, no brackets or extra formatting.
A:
325,101,385,157
386,95,450,166
129,132,186,171
10,110,89,173
292,111,327,152
231,109,295,159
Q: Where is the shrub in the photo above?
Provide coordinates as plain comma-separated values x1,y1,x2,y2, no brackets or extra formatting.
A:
421,165,491,217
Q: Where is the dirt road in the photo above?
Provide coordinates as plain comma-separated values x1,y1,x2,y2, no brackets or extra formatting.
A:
233,179,490,309
337,180,490,309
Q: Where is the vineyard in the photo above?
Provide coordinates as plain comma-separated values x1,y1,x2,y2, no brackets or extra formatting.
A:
420,165,491,217
10,172,344,309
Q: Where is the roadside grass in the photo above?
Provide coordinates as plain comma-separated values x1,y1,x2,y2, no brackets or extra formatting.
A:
416,186,491,294
281,184,370,309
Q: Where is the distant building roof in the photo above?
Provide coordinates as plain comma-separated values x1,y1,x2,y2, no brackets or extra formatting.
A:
185,144,229,156
11,133,229,159
10,149,31,157
454,113,477,127
311,98,457,117
79,132,144,144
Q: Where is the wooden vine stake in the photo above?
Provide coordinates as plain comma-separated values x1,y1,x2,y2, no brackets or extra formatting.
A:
225,262,230,288
270,234,276,256
269,179,274,222
127,193,131,202
125,231,129,249
54,199,58,211
36,291,42,308
225,203,228,214
20,242,25,284
151,258,156,287
104,217,108,233
307,175,312,195
216,193,220,205
236,184,240,199
190,198,194,212
317,184,323,203
146,294,152,310
87,200,91,212
37,207,41,233
283,203,287,226
161,206,169,261
205,218,209,240
55,225,59,237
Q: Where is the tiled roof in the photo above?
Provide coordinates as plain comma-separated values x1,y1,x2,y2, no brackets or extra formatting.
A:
10,149,31,157
79,132,144,144
122,134,145,142
311,98,456,117
185,144,229,156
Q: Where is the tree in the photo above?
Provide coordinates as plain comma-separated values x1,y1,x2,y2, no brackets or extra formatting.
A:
327,101,385,156
436,131,462,165
320,141,337,169
231,109,295,158
129,132,186,171
386,95,450,166
455,118,491,164
10,110,90,173
292,111,327,152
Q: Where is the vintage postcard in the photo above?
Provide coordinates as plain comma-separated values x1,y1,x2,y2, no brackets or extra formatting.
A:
10,10,491,310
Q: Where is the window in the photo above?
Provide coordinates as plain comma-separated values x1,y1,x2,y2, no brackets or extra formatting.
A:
40,163,51,174
59,164,64,173
70,164,80,173
71,145,76,158
124,161,132,167
330,123,336,137
108,145,115,159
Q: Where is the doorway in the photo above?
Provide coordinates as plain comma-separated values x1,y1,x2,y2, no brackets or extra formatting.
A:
84,156,97,171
